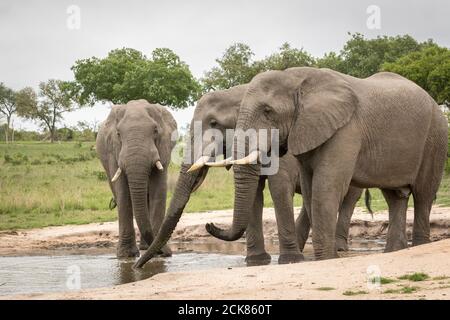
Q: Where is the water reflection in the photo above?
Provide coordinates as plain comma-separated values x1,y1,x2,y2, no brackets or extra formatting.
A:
0,239,384,296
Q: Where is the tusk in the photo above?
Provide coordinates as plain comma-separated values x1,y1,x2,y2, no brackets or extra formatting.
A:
187,155,211,173
231,150,260,165
155,161,164,171
205,157,233,167
111,168,122,182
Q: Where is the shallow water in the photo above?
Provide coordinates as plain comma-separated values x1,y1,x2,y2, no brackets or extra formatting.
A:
0,239,384,296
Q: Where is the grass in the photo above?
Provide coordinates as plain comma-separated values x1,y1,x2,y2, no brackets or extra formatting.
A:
316,287,336,291
2,141,450,230
342,290,368,296
370,277,397,285
383,286,419,294
398,273,430,282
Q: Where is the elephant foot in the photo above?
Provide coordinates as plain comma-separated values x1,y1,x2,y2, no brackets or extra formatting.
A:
157,245,172,257
278,253,304,264
138,242,149,251
384,240,408,253
245,252,271,266
117,243,140,258
412,237,430,247
335,237,349,252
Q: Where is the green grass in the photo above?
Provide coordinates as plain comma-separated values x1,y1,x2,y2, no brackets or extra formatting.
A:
316,287,336,291
371,277,397,285
398,273,430,282
384,285,419,294
342,290,368,296
2,141,450,230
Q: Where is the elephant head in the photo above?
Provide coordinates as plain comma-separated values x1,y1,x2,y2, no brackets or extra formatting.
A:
215,67,358,243
134,85,248,268
108,99,176,248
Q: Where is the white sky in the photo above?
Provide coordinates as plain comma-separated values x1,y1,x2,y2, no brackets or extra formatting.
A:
1,0,449,131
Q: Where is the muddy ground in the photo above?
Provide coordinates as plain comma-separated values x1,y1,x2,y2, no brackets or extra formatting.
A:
0,206,449,299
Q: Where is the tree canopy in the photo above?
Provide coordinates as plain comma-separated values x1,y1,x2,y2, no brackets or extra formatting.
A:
16,79,80,143
0,83,18,143
71,48,200,109
383,45,450,105
201,42,315,91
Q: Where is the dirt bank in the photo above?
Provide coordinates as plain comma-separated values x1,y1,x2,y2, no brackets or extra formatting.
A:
0,206,449,256
3,239,449,300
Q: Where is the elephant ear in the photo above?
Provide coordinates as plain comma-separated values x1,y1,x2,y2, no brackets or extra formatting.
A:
288,71,358,155
105,105,125,157
154,104,178,165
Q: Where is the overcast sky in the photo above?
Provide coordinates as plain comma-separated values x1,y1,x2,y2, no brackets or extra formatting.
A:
1,0,449,131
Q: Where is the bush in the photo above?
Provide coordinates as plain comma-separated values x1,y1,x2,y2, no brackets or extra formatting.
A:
93,170,108,181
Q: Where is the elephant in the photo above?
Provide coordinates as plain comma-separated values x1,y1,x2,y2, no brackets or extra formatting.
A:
133,84,374,268
96,99,177,258
210,67,447,261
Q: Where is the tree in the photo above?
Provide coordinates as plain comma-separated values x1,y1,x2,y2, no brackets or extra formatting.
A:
0,83,18,143
201,42,315,91
382,45,450,105
71,47,200,109
316,52,347,73
16,80,80,143
253,43,315,73
201,43,256,91
338,33,431,78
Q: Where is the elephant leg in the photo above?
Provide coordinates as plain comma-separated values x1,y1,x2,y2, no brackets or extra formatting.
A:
381,189,409,252
113,166,139,258
335,187,363,251
268,175,303,264
295,206,310,252
245,178,271,266
411,196,432,246
410,134,446,246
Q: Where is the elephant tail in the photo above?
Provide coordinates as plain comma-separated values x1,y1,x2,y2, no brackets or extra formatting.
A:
364,189,373,218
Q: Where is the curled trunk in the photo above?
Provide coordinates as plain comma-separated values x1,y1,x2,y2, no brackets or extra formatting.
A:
206,164,260,241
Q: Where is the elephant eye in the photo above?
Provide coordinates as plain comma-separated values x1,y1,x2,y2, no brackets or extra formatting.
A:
210,119,217,128
263,105,273,115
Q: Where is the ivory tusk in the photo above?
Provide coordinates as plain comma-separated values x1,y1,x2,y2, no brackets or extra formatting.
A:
231,150,260,165
155,161,164,171
205,157,233,167
111,168,122,182
187,155,211,173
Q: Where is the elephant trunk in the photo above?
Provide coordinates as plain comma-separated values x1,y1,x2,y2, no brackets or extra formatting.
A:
126,160,154,247
206,164,260,241
134,163,205,268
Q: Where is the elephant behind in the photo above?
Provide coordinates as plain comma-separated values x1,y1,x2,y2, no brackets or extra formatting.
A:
96,99,177,258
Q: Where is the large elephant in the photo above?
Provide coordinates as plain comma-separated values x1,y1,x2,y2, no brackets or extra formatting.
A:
96,99,176,258
133,85,372,268
216,67,447,261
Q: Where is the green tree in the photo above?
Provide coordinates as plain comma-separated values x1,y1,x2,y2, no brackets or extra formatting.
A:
202,42,315,91
338,33,431,78
72,47,200,109
316,52,347,73
201,43,256,91
16,80,80,143
0,83,18,143
253,42,315,73
382,45,450,105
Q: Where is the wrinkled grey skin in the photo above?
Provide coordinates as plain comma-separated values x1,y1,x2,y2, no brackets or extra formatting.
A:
133,85,368,268
96,100,177,258
228,67,447,261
